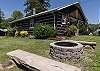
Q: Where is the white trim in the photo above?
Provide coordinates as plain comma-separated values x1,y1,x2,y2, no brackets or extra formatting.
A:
57,2,79,10
53,14,56,30
9,8,58,24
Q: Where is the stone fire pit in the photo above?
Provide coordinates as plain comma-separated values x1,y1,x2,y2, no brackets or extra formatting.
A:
49,40,83,60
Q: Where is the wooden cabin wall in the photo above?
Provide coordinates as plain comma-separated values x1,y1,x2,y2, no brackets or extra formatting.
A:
15,19,31,31
12,5,86,36
62,6,85,25
34,13,54,25
56,6,86,35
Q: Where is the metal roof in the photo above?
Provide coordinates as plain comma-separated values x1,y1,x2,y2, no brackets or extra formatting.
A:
0,29,7,32
9,2,86,24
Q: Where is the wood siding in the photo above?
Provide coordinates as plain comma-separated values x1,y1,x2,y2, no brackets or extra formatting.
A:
11,3,86,35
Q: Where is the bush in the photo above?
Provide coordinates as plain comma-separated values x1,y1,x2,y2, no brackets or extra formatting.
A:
0,21,9,29
69,25,77,33
7,27,16,36
66,25,77,36
33,24,57,39
77,23,88,35
20,31,28,37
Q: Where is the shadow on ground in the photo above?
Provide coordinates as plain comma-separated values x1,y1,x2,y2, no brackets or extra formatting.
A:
12,59,40,71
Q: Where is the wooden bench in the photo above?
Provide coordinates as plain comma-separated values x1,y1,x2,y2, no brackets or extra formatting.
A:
7,49,81,71
76,41,96,49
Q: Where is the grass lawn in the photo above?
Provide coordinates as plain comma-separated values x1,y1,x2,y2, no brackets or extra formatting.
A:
0,36,99,71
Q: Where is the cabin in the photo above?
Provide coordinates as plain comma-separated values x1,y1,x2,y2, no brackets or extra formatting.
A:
9,2,87,35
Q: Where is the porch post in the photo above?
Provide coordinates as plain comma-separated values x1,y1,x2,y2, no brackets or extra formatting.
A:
53,13,56,30
76,20,80,35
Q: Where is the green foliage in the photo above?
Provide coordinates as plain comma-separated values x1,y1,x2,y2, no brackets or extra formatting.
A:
11,10,23,20
0,8,4,23
20,31,28,37
69,24,77,33
6,17,14,22
0,21,9,29
77,23,88,35
7,27,16,36
33,24,57,39
24,0,50,16
66,24,77,36
88,24,99,32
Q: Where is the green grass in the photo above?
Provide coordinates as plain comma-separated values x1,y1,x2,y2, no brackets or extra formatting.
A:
0,37,53,71
70,36,99,71
0,36,99,71
0,37,54,61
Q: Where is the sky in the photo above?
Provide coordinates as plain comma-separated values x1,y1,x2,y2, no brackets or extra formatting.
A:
0,0,99,24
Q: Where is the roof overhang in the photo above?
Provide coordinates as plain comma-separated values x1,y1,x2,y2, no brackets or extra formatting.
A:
9,2,87,24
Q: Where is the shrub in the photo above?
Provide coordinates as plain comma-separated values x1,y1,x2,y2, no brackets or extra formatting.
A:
66,24,77,36
0,21,9,29
69,25,77,33
33,24,57,39
77,23,88,35
20,31,28,37
7,27,16,37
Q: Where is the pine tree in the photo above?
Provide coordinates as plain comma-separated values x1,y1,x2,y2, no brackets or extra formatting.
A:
0,8,4,23
11,10,23,20
24,0,50,16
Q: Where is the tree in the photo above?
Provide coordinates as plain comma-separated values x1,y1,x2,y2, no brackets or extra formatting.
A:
88,24,99,32
11,10,23,20
77,23,88,35
0,8,4,23
0,21,9,29
24,0,50,16
6,17,14,22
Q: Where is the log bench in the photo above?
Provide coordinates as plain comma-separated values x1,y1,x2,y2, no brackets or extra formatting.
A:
7,49,81,71
76,41,96,49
